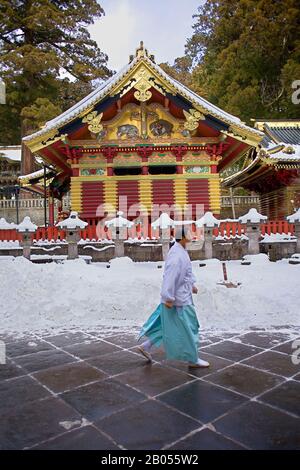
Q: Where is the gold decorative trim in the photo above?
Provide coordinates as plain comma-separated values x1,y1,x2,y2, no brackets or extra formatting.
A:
183,109,205,131
82,111,103,135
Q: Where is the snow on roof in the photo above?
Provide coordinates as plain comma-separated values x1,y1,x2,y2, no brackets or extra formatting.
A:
263,143,300,161
195,211,220,227
0,145,21,162
287,208,300,223
0,218,16,229
238,208,267,224
23,50,262,144
105,211,133,228
173,219,195,226
151,213,175,229
17,216,37,232
56,211,88,230
19,168,54,181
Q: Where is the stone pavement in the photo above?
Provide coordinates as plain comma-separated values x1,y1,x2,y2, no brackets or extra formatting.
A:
0,328,299,450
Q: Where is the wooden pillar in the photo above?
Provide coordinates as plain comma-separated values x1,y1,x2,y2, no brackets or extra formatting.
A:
49,194,55,226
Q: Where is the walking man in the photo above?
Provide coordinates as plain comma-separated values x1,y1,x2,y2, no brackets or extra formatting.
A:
138,226,210,368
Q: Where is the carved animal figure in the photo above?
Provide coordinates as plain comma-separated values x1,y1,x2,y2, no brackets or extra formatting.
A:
150,119,173,137
117,124,139,139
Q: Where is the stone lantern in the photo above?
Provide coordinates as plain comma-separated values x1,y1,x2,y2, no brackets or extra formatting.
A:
16,216,37,260
287,208,300,253
151,213,174,260
56,211,87,260
239,208,267,255
196,212,220,259
105,211,133,258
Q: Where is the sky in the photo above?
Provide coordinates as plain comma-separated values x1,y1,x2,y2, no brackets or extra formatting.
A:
88,0,203,71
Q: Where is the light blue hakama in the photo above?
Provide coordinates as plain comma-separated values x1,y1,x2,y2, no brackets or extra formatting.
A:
138,303,200,363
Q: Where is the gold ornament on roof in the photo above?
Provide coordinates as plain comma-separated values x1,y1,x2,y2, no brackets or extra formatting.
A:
82,111,104,134
283,145,296,154
133,67,153,102
129,41,155,63
183,109,205,131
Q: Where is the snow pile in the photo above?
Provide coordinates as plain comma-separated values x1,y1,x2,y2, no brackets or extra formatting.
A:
33,239,67,245
287,208,300,223
0,255,299,336
239,208,268,224
261,233,297,243
0,218,16,230
0,241,20,249
215,234,248,241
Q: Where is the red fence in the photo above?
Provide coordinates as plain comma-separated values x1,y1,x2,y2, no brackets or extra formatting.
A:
0,220,296,242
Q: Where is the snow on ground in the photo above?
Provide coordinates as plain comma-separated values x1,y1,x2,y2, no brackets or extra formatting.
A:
0,254,299,336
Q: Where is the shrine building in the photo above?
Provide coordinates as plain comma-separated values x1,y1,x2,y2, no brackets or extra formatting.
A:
224,120,300,219
22,42,263,224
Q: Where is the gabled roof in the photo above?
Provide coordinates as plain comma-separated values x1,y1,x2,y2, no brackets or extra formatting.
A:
257,120,300,162
223,119,300,188
23,43,262,148
255,120,300,146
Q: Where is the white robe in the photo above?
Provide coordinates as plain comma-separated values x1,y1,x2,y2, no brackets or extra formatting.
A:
160,242,197,306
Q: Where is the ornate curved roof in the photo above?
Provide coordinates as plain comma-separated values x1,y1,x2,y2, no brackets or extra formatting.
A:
23,43,262,149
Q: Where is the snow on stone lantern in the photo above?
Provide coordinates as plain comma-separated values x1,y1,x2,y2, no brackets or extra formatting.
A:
239,208,267,255
196,212,220,259
151,213,174,260
56,211,87,260
287,208,300,253
105,211,133,257
16,216,37,260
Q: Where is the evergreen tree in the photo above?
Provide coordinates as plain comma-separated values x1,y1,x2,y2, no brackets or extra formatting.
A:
186,0,300,122
0,0,111,143
159,56,193,88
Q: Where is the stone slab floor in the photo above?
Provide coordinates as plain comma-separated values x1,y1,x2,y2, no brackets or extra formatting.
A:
0,328,299,450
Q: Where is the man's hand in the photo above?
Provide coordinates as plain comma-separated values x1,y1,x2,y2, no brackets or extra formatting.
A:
192,286,198,294
164,301,174,309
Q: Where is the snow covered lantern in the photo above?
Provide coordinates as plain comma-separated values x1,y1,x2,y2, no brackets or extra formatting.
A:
151,213,175,260
287,208,300,252
16,216,37,260
238,208,267,255
56,211,88,260
105,211,133,257
195,212,220,259
151,213,174,240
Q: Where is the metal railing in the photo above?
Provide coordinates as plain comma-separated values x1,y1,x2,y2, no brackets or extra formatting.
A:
221,196,260,207
0,197,70,209
0,196,258,209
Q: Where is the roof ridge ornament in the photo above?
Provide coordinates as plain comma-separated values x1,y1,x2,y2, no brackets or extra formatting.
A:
129,41,155,63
